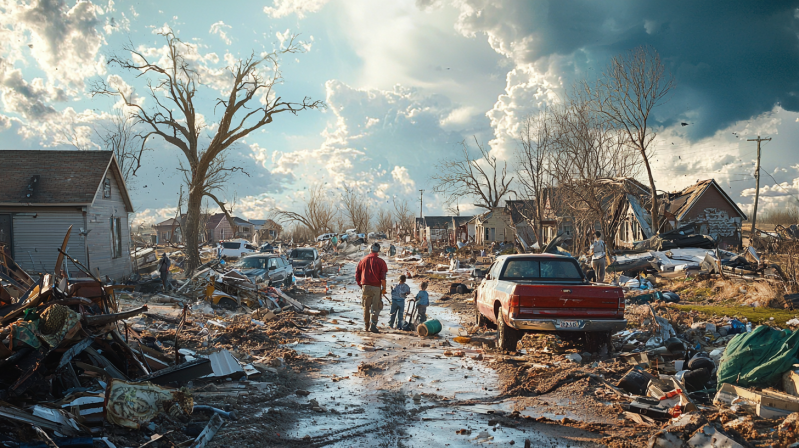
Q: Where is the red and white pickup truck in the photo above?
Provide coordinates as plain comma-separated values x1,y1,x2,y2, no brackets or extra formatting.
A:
474,254,626,351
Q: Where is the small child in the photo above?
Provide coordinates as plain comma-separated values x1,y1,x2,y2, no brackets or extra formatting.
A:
389,275,411,329
414,281,430,323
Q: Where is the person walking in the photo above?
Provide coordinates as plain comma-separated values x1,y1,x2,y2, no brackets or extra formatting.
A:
389,275,410,329
158,253,172,291
588,231,607,283
356,243,388,333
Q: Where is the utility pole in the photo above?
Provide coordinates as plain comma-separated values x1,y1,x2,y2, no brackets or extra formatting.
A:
419,189,424,218
747,135,771,237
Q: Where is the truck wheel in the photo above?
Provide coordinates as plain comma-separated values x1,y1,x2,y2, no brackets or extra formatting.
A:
497,314,520,351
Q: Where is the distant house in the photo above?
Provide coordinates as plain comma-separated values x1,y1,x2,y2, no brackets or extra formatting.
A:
417,216,452,242
153,218,182,245
474,208,515,245
0,150,134,281
206,214,255,243
250,219,283,244
448,216,475,244
663,179,747,249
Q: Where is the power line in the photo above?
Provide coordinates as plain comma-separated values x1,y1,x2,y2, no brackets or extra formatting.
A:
760,168,799,206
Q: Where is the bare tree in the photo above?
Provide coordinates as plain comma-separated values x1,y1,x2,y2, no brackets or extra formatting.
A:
548,96,641,253
97,109,150,187
392,198,415,239
93,30,323,272
341,186,371,234
376,208,394,236
277,184,337,237
433,136,514,212
587,45,674,234
516,110,555,245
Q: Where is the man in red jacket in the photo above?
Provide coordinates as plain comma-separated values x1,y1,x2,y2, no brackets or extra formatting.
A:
356,243,388,333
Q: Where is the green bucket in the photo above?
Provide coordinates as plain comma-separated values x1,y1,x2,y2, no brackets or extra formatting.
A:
417,319,442,336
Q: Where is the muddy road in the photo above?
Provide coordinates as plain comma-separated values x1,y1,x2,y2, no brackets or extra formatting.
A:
256,258,609,447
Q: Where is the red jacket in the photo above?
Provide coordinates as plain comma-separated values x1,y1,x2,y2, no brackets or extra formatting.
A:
356,252,388,287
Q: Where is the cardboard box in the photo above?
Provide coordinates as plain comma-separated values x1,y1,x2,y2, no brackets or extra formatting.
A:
782,366,799,396
715,383,799,414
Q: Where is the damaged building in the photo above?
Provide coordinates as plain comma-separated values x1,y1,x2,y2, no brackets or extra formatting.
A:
616,179,747,250
0,150,133,281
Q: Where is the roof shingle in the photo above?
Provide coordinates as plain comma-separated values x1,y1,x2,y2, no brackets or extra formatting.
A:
0,150,114,205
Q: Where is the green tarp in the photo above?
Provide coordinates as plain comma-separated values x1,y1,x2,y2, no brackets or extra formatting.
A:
717,325,799,387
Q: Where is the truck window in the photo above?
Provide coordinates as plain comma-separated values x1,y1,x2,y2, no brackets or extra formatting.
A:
222,242,240,249
500,259,583,281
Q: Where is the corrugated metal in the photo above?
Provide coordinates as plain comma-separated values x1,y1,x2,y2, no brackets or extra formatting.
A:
86,169,132,281
12,210,87,275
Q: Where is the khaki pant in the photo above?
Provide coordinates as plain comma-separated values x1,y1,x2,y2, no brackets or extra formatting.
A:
592,258,607,283
361,285,382,328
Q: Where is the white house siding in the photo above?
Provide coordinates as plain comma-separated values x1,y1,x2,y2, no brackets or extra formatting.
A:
86,170,132,281
11,208,87,275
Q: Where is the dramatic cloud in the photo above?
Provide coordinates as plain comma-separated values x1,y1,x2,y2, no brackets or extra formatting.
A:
451,1,799,150
263,0,330,19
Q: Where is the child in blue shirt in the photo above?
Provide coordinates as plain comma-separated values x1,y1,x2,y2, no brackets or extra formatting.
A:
413,281,430,323
389,275,411,329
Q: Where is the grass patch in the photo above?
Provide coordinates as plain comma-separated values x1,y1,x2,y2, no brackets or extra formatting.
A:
669,304,799,327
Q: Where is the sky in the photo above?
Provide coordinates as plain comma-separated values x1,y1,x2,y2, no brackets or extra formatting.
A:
1,0,799,228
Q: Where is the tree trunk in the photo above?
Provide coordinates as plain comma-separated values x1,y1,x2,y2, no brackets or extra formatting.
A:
184,182,204,274
641,152,660,235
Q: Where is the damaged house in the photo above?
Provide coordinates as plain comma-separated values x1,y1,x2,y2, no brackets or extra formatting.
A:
250,218,283,244
152,217,183,245
0,150,133,281
615,179,747,250
663,179,747,249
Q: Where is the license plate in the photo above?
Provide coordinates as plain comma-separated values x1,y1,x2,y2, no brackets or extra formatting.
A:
558,320,581,329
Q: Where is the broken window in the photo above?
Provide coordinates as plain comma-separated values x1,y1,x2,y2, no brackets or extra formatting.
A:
103,178,112,198
111,217,122,258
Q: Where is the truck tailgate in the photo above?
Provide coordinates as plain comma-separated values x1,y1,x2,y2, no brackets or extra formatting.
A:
513,284,623,318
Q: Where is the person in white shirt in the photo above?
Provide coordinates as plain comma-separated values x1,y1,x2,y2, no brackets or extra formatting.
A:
588,231,607,283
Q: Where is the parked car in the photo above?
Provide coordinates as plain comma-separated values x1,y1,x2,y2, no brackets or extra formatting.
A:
288,247,322,277
218,239,257,259
474,254,626,351
316,233,336,242
368,232,388,240
231,253,293,287
259,243,275,253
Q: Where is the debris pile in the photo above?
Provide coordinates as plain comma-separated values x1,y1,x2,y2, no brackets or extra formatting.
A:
0,229,317,447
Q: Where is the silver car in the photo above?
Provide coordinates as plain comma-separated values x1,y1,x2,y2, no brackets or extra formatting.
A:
232,254,294,287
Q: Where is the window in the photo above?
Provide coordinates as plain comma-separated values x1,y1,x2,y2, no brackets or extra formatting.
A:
499,258,583,281
268,258,279,269
103,178,112,198
111,217,122,258
222,242,241,249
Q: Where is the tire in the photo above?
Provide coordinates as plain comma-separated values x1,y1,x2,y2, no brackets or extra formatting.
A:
496,313,521,351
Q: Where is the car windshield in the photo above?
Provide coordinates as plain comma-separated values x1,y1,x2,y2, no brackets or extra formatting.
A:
234,257,269,269
499,259,583,281
222,242,240,249
290,249,315,260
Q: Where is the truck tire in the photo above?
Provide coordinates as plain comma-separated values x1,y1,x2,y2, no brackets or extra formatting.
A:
497,314,521,351
585,331,612,353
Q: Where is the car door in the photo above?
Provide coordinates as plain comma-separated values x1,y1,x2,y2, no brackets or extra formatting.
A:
476,261,497,318
313,249,320,272
267,257,284,282
280,257,292,279
480,261,503,323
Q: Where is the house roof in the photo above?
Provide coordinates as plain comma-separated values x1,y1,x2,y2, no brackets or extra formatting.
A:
0,150,133,211
250,219,283,230
206,213,226,229
233,217,254,225
666,179,747,221
446,216,475,229
421,216,456,228
155,218,180,227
